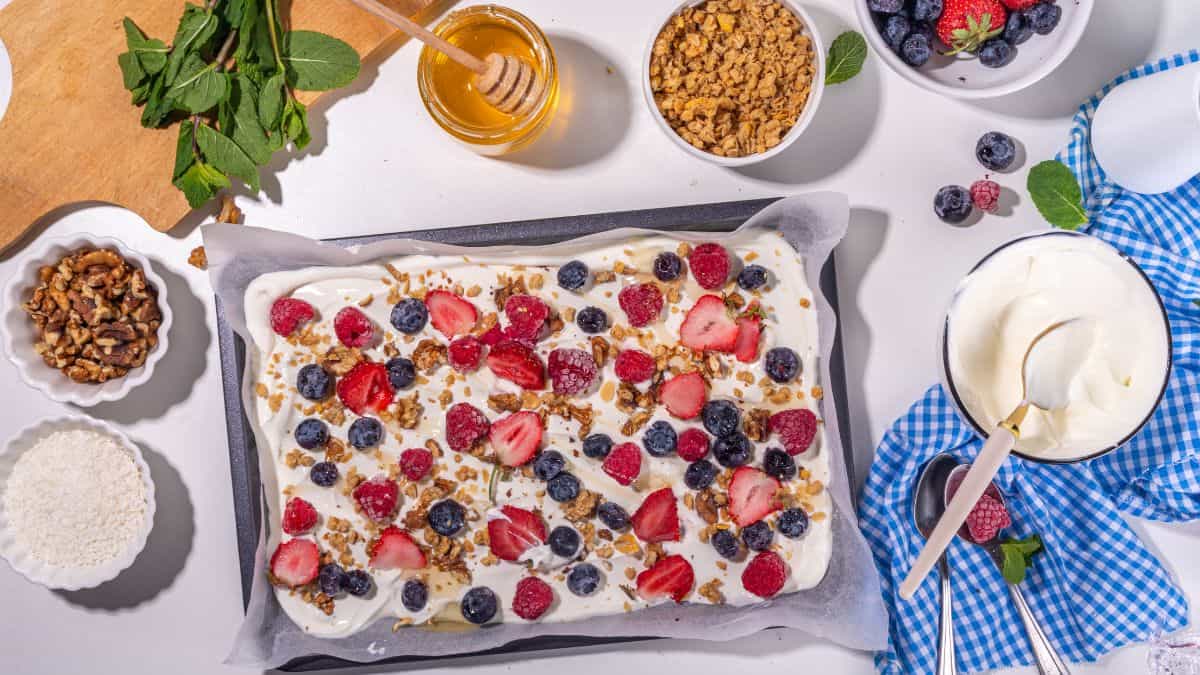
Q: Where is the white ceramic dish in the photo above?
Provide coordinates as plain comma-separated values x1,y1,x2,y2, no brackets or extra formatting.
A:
641,0,826,167
0,416,156,590
2,233,172,407
854,0,1094,100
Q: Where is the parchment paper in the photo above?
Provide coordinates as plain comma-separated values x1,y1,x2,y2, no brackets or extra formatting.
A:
206,193,888,669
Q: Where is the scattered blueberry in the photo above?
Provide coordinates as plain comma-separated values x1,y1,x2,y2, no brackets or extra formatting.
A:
345,569,373,597
867,0,904,12
684,460,719,490
882,14,911,51
979,39,1014,68
460,586,498,624
912,0,942,22
310,461,339,487
547,472,581,502
713,433,753,468
711,529,742,561
741,521,774,551
557,260,590,291
386,357,416,389
976,131,1016,171
777,508,810,539
653,252,682,281
900,33,933,67
348,417,383,449
297,364,332,401
567,563,602,596
294,418,329,449
1003,10,1033,45
428,499,466,536
582,433,612,459
702,400,741,438
319,563,348,596
576,306,609,334
1025,3,1061,35
764,347,800,383
532,450,566,481
642,420,677,457
736,265,769,291
401,579,427,610
910,21,934,41
597,502,630,531
549,526,582,558
763,448,797,482
934,185,974,224
390,298,428,335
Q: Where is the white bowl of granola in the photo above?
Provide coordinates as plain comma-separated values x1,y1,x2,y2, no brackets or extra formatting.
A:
643,0,826,167
1,234,172,407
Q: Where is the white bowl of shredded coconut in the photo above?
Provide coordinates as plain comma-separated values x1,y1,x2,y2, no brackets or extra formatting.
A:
0,416,155,590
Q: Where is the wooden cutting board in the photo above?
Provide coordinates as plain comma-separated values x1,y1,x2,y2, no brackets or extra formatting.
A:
0,0,434,254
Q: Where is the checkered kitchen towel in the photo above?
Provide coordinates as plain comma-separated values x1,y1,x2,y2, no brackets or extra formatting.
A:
859,51,1200,674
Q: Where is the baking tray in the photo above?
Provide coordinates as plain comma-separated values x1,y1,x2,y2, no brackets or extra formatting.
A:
214,197,856,671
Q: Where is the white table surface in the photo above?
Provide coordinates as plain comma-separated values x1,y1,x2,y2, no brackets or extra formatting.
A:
1,1,1198,673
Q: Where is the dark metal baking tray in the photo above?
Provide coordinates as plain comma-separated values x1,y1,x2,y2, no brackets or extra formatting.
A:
214,197,855,671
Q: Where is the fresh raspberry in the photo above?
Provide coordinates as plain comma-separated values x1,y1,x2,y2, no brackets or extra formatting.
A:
602,442,642,486
676,428,711,461
614,349,656,383
548,348,598,395
352,475,399,523
270,297,315,337
970,180,1001,213
282,497,318,534
448,336,485,372
479,325,505,346
965,492,1011,543
742,550,788,598
511,576,554,620
333,306,375,347
445,402,490,452
399,448,434,481
768,408,818,456
688,243,731,290
504,295,550,341
618,283,664,327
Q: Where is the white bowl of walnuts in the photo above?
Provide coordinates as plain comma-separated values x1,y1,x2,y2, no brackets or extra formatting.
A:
643,0,826,167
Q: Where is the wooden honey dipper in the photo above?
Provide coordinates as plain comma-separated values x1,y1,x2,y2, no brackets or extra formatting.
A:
347,0,546,116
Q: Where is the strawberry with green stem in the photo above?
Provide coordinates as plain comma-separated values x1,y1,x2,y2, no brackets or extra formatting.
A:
937,0,1007,55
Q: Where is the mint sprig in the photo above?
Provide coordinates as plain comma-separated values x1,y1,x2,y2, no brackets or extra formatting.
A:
999,534,1043,584
825,31,867,85
1027,160,1088,230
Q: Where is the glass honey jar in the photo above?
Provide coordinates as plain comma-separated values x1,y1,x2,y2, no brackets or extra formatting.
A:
417,5,558,156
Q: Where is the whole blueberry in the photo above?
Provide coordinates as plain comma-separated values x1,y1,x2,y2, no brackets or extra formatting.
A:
737,265,769,291
297,364,332,401
533,450,566,481
867,0,904,12
979,39,1014,68
294,418,329,449
460,586,498,624
390,298,428,335
711,529,743,561
428,499,466,536
911,21,934,41
702,399,741,438
765,347,800,383
548,525,582,558
567,563,602,596
976,131,1017,171
900,33,933,67
547,472,581,502
1003,10,1033,45
597,501,630,531
582,433,612,459
777,508,810,539
763,448,797,482
882,14,911,51
653,252,683,281
713,433,753,468
934,185,974,224
684,460,718,490
912,0,942,22
319,563,348,596
742,521,774,551
401,579,427,610
345,569,373,597
386,357,416,389
642,420,677,457
310,461,339,487
576,306,609,334
1025,3,1061,35
557,260,590,291
348,417,383,449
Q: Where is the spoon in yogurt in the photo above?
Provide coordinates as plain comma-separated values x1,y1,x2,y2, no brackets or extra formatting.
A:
899,319,1094,600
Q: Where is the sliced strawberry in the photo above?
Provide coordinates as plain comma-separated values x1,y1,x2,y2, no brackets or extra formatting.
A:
489,411,543,467
487,505,547,561
333,306,375,347
548,348,598,395
742,550,788,598
636,554,694,602
486,340,546,390
504,295,550,341
769,408,818,456
445,402,490,453
618,283,664,327
728,466,782,527
270,297,315,337
282,497,318,535
270,539,320,587
733,315,762,363
602,442,642,486
631,488,681,543
336,361,395,415
425,290,478,337
659,371,706,419
614,349,656,383
688,243,731,290
399,448,434,481
676,428,710,462
448,335,485,372
352,475,399,523
512,576,554,620
679,295,738,352
369,526,427,570
479,324,505,346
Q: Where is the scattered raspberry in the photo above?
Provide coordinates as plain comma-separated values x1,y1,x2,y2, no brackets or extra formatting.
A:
445,402,490,453
399,448,434,481
676,428,711,461
614,349,656,383
970,179,1001,213
282,497,318,535
742,550,788,598
448,336,485,372
504,295,550,341
768,408,818,456
602,442,642,486
965,492,1012,543
270,297,315,337
511,576,554,620
548,348,599,395
352,475,399,523
479,324,505,346
617,283,664,327
333,306,374,347
688,243,731,290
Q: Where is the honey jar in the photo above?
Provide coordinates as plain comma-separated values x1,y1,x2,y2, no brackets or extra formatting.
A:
417,5,558,155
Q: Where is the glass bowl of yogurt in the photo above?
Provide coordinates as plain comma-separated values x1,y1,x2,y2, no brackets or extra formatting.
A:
939,230,1171,464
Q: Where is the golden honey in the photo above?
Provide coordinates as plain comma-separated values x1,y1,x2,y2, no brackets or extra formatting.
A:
417,6,558,155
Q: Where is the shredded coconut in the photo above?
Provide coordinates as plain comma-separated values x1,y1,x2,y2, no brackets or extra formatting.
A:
3,429,147,568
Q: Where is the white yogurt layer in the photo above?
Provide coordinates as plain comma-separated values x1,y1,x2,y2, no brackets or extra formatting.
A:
245,231,832,638
946,234,1170,460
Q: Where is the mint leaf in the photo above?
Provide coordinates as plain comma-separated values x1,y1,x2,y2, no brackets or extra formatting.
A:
173,161,229,207
258,72,286,131
173,122,196,181
281,30,361,90
825,31,867,85
122,18,168,74
282,99,311,150
118,52,146,90
1028,160,1088,230
228,75,274,165
998,534,1043,584
197,122,261,192
165,5,219,83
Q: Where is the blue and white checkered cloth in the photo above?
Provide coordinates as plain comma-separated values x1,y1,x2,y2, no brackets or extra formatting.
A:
859,51,1200,674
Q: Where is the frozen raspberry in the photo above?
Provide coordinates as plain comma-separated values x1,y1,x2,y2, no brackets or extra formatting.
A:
445,402,490,452
548,348,598,395
768,408,818,456
618,283,664,327
270,297,315,337
352,476,399,523
333,306,374,347
676,428,711,462
603,442,642,486
399,448,434,481
965,493,1012,544
511,576,554,620
504,295,550,341
742,550,788,598
448,336,485,372
614,349,656,383
688,243,731,290
971,180,1001,213
282,497,318,535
